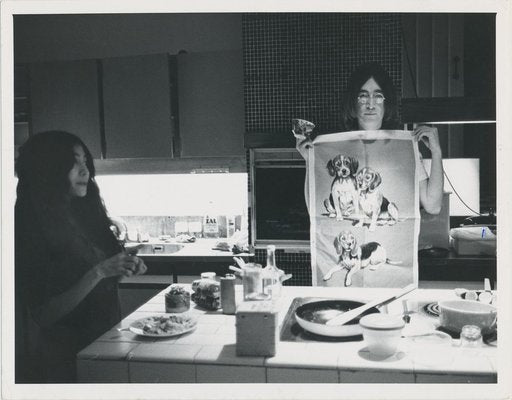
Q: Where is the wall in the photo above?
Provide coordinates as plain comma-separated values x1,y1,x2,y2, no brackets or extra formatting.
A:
243,13,402,134
14,13,242,62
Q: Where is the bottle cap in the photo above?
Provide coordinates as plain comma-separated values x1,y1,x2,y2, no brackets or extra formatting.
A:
201,272,216,279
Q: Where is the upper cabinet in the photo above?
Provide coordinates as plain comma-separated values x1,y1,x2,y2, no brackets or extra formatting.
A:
177,50,245,157
23,50,245,160
102,53,174,158
29,59,103,158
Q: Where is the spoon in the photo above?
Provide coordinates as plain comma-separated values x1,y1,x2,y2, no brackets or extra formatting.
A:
326,284,416,326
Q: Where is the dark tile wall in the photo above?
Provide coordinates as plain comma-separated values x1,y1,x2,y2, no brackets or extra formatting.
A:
243,13,403,285
242,13,402,134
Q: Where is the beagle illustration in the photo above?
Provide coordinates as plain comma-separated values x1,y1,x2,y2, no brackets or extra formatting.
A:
322,230,402,286
324,155,360,220
355,167,399,231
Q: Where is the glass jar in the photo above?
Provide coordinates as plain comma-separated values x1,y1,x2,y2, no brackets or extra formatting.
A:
242,263,269,301
459,325,483,347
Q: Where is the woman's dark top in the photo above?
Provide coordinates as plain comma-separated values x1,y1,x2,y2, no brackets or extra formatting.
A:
15,200,122,383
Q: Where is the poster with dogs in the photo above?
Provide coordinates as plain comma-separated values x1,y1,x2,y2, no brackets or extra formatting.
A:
308,130,421,288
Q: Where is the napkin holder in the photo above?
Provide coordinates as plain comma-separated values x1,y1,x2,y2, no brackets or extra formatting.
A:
236,301,278,356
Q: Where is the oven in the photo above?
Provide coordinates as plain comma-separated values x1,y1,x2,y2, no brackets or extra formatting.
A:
249,148,310,249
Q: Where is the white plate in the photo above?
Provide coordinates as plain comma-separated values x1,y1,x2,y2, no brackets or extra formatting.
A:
129,313,197,337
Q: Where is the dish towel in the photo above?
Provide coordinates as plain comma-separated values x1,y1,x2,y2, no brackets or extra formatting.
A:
307,130,421,287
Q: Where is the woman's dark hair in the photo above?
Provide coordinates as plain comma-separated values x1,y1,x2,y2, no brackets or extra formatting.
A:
341,62,400,131
15,131,119,254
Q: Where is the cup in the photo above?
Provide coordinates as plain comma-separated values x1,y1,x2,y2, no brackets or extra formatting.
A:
242,263,269,301
360,313,405,357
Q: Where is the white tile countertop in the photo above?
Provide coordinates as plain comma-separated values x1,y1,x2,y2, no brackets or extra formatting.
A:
76,285,498,384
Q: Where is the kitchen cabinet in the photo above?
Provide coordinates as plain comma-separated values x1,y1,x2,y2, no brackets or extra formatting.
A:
177,50,245,157
29,59,103,158
25,50,244,160
28,54,173,159
101,53,174,158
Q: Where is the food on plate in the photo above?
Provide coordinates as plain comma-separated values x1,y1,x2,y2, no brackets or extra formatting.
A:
165,284,191,313
133,314,196,336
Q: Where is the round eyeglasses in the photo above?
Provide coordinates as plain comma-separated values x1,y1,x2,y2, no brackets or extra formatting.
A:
357,93,385,105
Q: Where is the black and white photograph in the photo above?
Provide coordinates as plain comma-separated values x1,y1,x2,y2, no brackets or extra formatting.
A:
1,1,511,399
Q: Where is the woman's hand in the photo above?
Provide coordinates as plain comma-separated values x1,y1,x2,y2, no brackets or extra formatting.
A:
413,126,442,157
95,252,147,279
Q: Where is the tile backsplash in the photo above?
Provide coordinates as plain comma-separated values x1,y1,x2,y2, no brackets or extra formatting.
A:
242,13,402,134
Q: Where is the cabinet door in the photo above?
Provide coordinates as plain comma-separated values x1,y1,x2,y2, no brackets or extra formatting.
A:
102,53,173,158
177,50,245,157
29,60,102,158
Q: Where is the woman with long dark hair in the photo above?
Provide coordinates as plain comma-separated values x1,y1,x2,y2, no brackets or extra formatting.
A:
15,131,147,383
297,62,443,214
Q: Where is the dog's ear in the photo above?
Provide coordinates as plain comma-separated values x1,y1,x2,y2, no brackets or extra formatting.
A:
356,168,364,185
333,235,342,254
326,159,336,176
369,171,382,192
348,157,359,176
350,236,359,257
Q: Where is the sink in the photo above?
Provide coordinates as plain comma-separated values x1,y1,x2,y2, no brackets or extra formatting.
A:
126,243,184,255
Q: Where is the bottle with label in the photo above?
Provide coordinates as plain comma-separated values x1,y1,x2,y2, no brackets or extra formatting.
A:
262,245,282,300
203,201,219,238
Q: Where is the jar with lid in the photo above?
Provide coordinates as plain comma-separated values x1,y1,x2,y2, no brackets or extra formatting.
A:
191,272,221,310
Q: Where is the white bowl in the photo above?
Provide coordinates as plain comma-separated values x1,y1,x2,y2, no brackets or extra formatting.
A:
438,300,497,334
359,313,405,357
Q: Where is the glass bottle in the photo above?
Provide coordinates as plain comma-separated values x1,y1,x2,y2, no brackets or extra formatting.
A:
263,245,281,299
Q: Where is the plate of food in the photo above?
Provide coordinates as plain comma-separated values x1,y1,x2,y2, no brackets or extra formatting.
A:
129,313,197,337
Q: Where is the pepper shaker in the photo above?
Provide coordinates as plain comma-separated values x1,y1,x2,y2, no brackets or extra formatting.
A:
221,274,236,314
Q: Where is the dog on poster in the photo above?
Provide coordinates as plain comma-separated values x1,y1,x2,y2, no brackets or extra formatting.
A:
355,167,399,231
324,154,360,221
323,230,402,286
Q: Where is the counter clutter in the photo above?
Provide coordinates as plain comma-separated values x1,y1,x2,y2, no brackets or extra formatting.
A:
77,284,497,384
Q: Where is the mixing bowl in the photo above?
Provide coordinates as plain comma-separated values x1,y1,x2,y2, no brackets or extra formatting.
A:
437,300,497,334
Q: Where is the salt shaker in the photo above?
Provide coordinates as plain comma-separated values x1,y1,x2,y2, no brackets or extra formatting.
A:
220,274,236,314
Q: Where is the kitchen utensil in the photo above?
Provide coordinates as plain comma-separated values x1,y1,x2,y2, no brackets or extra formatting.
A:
438,300,497,334
294,300,380,337
402,331,451,340
359,313,405,357
326,284,416,326
228,265,244,275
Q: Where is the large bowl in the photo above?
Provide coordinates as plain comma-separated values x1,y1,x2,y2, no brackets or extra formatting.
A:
295,300,380,337
438,300,497,334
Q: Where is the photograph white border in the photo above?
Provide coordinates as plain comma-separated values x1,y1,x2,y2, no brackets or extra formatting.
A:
2,1,511,399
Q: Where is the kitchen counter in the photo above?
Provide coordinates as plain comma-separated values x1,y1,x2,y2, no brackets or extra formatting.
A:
77,285,497,384
130,238,251,261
